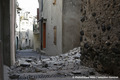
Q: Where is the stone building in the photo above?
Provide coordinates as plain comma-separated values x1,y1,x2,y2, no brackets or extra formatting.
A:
38,0,80,55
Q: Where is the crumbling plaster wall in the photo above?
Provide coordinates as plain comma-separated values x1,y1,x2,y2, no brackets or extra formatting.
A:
62,0,81,53
80,0,120,77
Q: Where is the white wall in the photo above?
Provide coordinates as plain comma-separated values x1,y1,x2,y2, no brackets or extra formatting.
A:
19,12,34,49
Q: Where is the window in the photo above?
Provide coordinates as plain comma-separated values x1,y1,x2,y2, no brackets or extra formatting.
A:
53,26,56,45
53,0,56,5
26,39,27,43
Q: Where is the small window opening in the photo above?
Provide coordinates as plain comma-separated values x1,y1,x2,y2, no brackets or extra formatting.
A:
53,26,56,45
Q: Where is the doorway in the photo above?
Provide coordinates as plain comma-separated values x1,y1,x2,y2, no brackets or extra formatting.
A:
43,23,46,48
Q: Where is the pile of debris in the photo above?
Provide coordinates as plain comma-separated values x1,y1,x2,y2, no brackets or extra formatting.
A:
8,47,101,79
41,47,81,70
9,47,81,73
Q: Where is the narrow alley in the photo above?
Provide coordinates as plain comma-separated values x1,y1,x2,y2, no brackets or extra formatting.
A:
4,47,119,80
0,0,120,80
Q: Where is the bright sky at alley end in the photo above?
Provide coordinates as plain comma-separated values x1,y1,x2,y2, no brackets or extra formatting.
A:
18,0,39,16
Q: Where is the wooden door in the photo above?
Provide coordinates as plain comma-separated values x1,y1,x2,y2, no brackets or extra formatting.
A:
43,23,46,48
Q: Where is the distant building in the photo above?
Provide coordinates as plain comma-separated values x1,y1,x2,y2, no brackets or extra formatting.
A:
16,8,34,50
38,0,80,55
15,1,21,50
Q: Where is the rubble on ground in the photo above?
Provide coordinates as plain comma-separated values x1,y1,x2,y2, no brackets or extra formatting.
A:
8,47,100,78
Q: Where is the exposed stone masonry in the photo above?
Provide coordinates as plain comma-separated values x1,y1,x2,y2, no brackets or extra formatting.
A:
80,0,120,77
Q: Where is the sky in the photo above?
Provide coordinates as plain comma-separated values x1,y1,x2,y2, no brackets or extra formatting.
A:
17,0,39,16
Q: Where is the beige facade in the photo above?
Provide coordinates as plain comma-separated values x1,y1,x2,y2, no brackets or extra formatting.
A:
33,17,40,52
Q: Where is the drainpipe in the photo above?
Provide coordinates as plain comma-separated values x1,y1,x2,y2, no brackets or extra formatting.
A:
38,0,43,50
41,17,43,50
41,0,43,50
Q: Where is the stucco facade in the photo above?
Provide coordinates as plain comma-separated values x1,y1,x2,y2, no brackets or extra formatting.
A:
38,0,80,55
62,0,81,53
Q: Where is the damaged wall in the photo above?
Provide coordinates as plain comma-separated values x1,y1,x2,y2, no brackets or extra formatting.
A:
80,0,120,77
62,0,81,53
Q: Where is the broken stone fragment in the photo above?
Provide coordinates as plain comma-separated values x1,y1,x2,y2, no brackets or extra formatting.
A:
26,59,32,63
89,71,95,75
9,74,20,79
42,62,48,68
20,63,30,67
72,71,81,75
35,67,42,72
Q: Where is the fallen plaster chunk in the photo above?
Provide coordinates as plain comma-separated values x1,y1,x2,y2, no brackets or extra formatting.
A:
9,74,20,79
25,59,32,63
20,62,31,67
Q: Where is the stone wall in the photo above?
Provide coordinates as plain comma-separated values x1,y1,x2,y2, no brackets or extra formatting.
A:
80,0,120,77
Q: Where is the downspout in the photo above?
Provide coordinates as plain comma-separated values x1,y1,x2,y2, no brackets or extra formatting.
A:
41,0,43,50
